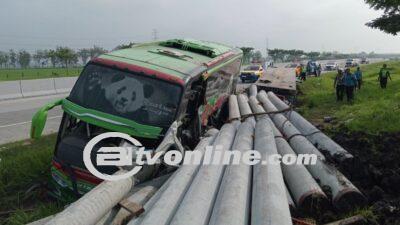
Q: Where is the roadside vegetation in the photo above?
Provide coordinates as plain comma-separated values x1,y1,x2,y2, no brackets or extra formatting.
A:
0,46,107,82
0,67,82,81
298,60,400,134
298,60,400,224
0,135,63,225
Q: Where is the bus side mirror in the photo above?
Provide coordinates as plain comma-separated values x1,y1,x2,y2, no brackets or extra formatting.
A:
31,99,63,139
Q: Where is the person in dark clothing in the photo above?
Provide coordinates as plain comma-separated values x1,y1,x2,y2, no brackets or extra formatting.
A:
378,64,392,89
343,68,357,102
300,64,307,81
334,69,345,101
354,67,363,90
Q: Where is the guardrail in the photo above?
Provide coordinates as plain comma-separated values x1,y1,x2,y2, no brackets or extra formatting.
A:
0,77,77,101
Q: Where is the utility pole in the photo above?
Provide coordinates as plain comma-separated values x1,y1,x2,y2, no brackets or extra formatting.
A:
152,29,158,41
265,37,269,58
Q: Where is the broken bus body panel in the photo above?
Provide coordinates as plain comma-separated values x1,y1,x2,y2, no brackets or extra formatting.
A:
30,39,243,200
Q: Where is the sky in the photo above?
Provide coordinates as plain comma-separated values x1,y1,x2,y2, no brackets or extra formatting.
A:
0,0,399,54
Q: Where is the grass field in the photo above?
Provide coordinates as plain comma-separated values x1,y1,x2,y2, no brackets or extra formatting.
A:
0,135,63,225
0,67,82,81
298,60,400,134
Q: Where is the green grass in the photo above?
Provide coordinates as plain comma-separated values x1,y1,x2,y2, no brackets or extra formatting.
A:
0,67,82,81
0,135,63,225
298,61,400,134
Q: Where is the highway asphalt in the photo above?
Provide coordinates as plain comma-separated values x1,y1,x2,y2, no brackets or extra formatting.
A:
0,94,66,145
0,59,385,145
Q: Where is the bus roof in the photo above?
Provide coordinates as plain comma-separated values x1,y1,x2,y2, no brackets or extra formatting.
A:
94,39,242,83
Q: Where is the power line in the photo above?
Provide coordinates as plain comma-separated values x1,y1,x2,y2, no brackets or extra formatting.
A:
0,34,148,41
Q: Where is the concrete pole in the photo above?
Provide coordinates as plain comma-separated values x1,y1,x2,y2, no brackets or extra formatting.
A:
169,123,237,225
135,132,219,225
248,95,296,212
247,96,268,120
267,91,353,163
229,95,241,121
285,186,296,211
111,186,158,225
128,172,176,225
105,174,171,225
128,129,220,225
249,84,258,97
32,174,172,225
237,94,253,117
208,121,254,225
45,171,134,225
258,93,326,160
248,96,328,211
273,126,329,211
253,118,293,225
257,92,365,210
237,94,256,125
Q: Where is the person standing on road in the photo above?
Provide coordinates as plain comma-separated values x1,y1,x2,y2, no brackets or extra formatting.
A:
316,64,322,77
334,69,345,101
343,68,357,102
354,67,363,90
378,64,392,89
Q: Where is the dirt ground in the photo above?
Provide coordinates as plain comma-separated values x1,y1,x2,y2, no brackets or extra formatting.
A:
330,129,400,225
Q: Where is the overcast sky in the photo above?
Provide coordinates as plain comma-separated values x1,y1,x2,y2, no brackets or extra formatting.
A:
0,0,399,53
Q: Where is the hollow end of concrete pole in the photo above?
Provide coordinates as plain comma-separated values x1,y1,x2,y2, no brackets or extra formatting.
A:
288,201,298,216
298,190,331,214
334,152,355,166
333,188,367,212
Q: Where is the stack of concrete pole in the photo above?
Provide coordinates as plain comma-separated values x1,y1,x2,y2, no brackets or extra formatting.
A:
244,84,365,211
126,87,364,224
30,84,365,225
34,128,223,225
127,92,294,225
247,96,329,212
256,90,365,210
266,91,354,163
130,129,221,225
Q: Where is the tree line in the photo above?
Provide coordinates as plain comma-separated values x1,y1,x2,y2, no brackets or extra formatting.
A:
0,46,107,69
239,47,381,64
267,49,381,63
240,47,264,64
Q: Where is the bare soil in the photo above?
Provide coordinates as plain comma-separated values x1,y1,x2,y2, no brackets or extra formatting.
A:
330,129,400,225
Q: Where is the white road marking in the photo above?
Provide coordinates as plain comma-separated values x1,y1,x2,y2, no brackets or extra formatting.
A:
0,115,62,128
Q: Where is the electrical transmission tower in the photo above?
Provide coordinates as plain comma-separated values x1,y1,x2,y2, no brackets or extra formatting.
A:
152,29,158,41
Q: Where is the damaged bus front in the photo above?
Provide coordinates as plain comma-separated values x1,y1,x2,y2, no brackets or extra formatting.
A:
31,39,243,200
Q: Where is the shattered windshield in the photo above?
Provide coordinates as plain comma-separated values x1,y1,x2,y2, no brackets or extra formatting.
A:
69,64,182,127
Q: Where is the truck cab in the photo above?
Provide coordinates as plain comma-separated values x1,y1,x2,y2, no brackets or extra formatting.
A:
31,39,243,200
